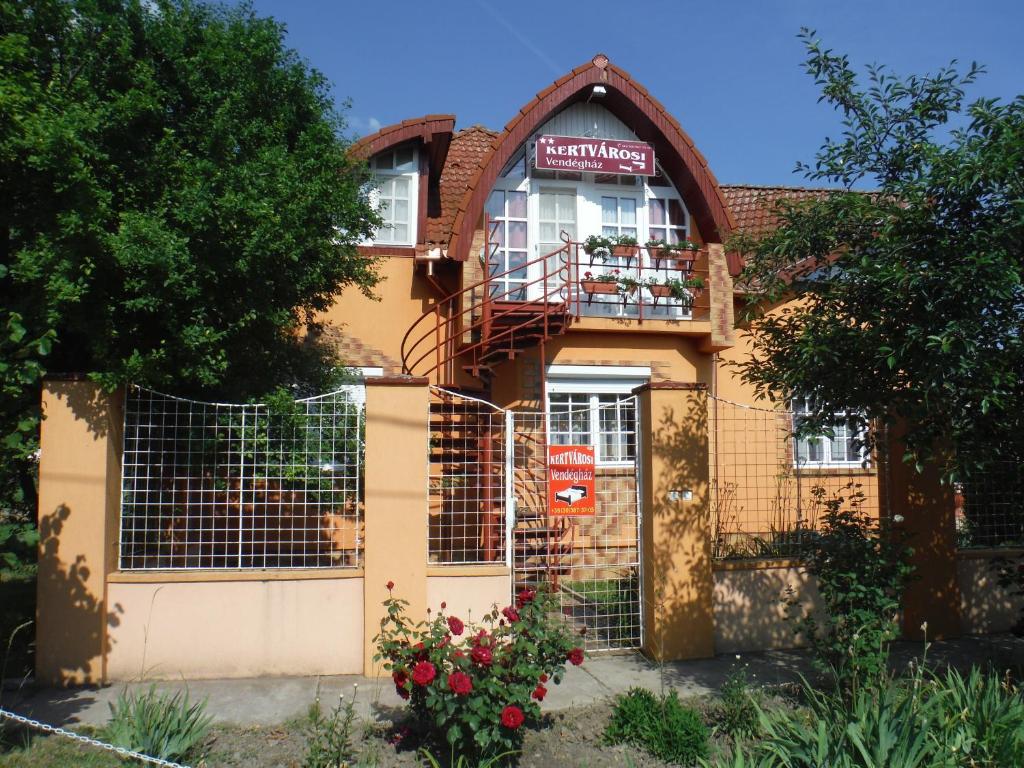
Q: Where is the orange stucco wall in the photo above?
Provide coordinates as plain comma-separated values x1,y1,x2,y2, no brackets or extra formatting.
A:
105,575,364,679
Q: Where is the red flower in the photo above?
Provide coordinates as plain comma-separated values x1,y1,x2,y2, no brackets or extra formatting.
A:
411,661,436,686
395,684,409,700
453,650,465,660
539,673,548,683
502,606,519,623
386,580,394,591
447,616,465,636
501,705,525,729
392,669,407,687
516,588,536,607
532,684,547,701
567,648,584,666
472,629,490,646
448,671,473,696
471,645,493,667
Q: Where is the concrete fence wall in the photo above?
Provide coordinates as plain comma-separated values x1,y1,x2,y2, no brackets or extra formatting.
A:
35,378,1012,684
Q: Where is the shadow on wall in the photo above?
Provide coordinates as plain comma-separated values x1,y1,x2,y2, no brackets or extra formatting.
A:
36,503,122,687
645,396,823,658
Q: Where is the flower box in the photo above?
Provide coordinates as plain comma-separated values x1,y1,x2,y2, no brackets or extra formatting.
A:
612,245,639,259
580,280,618,295
648,284,674,298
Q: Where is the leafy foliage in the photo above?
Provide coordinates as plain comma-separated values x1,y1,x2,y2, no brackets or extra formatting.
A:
785,486,913,692
715,665,762,740
0,0,380,539
732,29,1024,480
709,662,1024,768
604,687,709,765
105,685,212,762
374,584,582,758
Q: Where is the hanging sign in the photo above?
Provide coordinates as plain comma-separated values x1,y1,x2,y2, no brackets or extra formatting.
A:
548,445,596,517
534,135,655,176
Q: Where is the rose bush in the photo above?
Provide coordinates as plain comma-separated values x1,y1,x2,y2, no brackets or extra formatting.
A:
373,583,583,756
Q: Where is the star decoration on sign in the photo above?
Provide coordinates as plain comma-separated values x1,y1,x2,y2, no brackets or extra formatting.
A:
539,137,554,144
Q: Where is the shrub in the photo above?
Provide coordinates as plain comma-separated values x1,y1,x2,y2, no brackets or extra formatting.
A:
716,665,761,739
374,582,582,758
786,485,913,692
302,685,358,768
105,685,212,762
604,687,709,764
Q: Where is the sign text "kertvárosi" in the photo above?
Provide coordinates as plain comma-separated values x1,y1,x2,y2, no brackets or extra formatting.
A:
534,135,655,176
548,445,596,517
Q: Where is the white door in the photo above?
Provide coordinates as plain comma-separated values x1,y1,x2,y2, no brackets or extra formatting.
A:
582,191,642,316
531,188,577,299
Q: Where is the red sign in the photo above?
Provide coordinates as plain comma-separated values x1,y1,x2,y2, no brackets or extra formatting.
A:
534,135,655,176
548,445,596,517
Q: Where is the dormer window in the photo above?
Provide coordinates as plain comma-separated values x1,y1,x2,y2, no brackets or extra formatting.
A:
367,146,418,246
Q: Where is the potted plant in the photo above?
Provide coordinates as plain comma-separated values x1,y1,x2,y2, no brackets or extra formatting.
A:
611,234,639,259
645,275,704,306
618,274,641,295
580,270,619,295
582,235,613,261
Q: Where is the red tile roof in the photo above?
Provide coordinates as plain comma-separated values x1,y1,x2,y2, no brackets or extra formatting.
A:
427,126,497,245
720,184,837,236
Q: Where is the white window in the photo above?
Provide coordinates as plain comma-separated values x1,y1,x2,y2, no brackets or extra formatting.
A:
546,367,648,466
792,396,868,467
367,146,418,245
647,196,688,245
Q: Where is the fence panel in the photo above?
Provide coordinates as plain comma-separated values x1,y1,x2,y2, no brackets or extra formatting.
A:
709,395,885,560
428,387,506,565
956,459,1024,549
120,386,364,570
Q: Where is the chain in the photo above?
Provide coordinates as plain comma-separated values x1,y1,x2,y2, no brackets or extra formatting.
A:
0,707,193,768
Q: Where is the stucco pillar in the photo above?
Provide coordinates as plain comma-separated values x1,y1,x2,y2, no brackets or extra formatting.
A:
36,379,123,685
887,430,962,640
635,382,715,660
362,376,430,675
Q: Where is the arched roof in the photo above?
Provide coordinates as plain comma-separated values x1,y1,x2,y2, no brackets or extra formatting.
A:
447,54,736,262
349,114,455,160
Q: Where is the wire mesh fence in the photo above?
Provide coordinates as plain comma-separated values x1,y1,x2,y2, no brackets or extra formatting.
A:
428,387,506,565
955,459,1024,549
708,395,884,560
511,400,642,652
120,386,364,570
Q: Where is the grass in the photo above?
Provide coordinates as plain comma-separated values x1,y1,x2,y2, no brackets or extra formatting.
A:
563,576,640,645
0,729,122,768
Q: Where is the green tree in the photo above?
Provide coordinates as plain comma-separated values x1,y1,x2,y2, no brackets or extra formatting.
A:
0,0,380,523
733,29,1024,480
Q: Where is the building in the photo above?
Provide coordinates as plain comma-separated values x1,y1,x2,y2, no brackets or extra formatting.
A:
34,55,1018,685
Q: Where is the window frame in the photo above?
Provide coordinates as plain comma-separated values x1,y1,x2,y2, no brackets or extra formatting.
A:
365,146,419,247
791,396,870,469
545,367,648,467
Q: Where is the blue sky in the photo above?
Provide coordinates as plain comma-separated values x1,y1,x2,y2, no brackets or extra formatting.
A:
243,0,1022,186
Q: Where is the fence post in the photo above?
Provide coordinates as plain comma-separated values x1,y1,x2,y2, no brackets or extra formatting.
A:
362,375,430,676
635,382,715,660
887,428,962,640
36,378,123,685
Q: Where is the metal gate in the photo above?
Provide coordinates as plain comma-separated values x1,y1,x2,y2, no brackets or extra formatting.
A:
508,398,643,652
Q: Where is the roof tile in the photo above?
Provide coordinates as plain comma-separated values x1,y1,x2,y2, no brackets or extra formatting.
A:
426,125,499,245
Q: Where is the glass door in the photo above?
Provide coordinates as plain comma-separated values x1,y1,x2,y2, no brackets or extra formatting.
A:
534,188,577,299
486,189,529,300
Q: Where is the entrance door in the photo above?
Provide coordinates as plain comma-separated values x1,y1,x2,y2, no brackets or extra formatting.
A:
509,397,643,651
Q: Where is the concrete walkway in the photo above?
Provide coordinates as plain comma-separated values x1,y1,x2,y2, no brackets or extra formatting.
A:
4,635,1022,729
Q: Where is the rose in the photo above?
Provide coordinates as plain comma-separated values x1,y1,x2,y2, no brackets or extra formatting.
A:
395,684,409,700
447,616,465,636
411,660,436,686
471,645,493,667
539,674,548,683
516,588,536,607
392,669,407,687
567,647,584,666
471,629,490,647
502,606,520,624
386,580,394,591
532,684,547,701
500,705,525,729
448,671,473,696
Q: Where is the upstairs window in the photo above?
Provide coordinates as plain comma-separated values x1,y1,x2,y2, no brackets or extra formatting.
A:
367,146,418,246
648,196,688,245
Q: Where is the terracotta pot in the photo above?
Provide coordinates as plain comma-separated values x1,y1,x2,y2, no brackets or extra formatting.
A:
580,280,618,294
648,284,673,298
612,245,638,258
